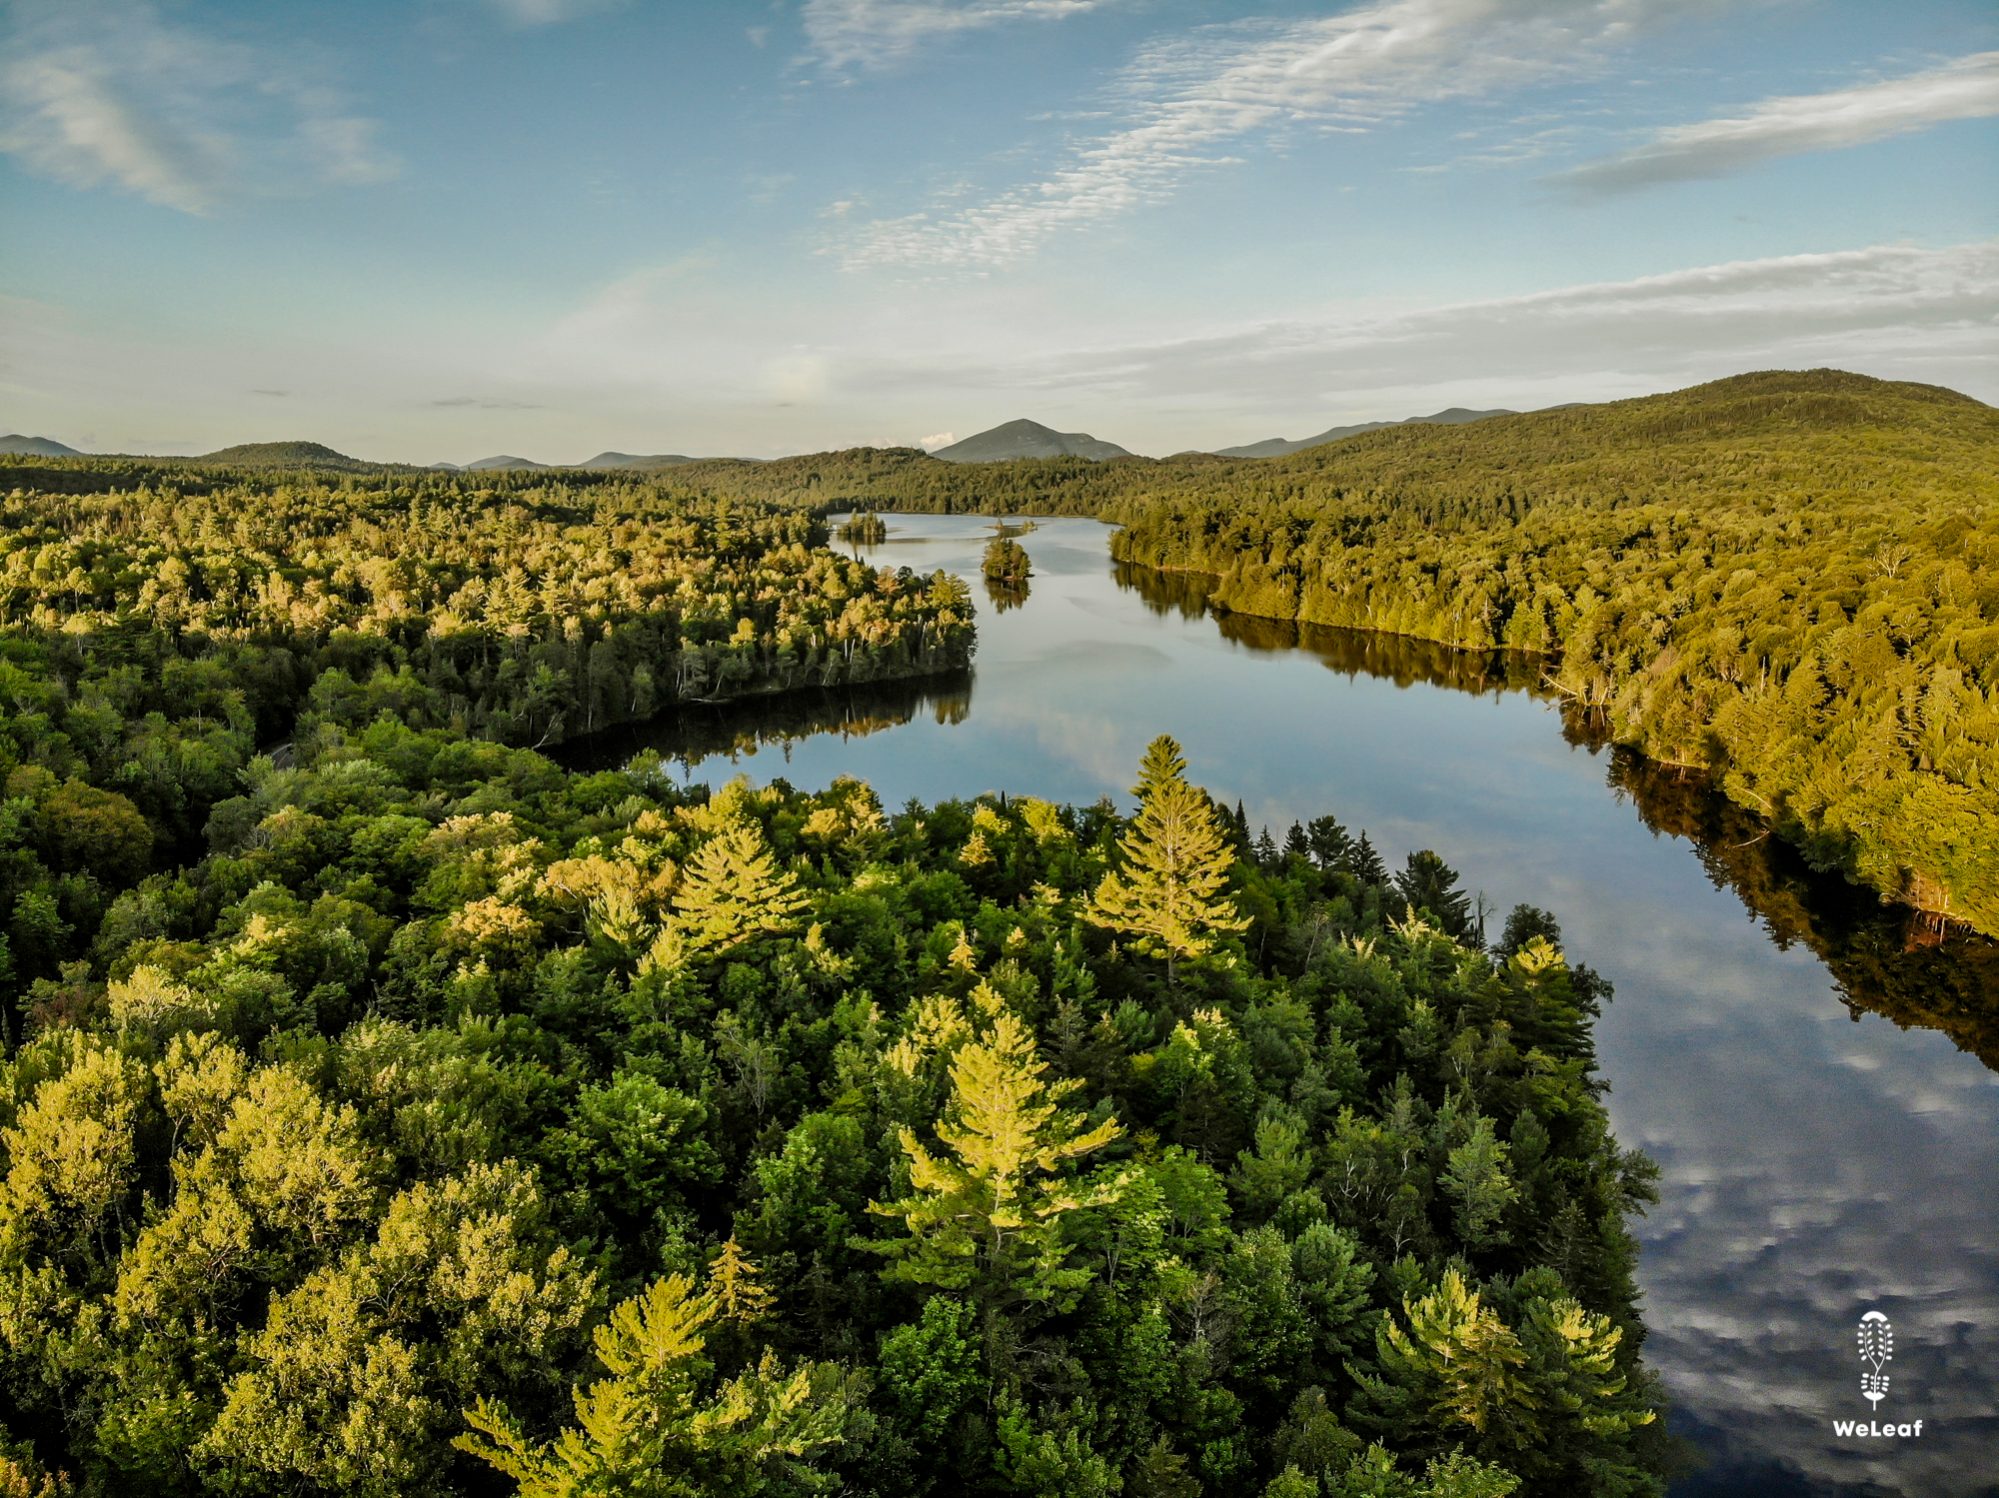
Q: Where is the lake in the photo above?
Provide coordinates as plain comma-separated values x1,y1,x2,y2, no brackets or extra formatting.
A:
564,513,1999,1495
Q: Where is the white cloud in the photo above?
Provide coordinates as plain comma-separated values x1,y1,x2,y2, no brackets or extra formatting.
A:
803,0,1116,72
0,0,397,214
918,430,957,449
838,0,1718,269
1556,51,1999,194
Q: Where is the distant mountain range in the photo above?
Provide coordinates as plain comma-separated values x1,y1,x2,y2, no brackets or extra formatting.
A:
932,419,1132,463
0,435,84,457
1214,407,1515,459
0,404,1582,471
456,455,547,471
428,452,702,471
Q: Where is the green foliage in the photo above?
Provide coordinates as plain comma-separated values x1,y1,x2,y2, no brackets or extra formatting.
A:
0,682,1664,1494
864,987,1125,1309
456,1270,863,1498
1087,735,1251,977
982,536,1032,584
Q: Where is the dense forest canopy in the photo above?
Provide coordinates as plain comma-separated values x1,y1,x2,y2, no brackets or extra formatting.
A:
0,716,1667,1495
0,450,1673,1492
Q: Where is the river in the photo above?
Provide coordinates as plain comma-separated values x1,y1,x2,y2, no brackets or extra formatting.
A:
562,514,1998,1495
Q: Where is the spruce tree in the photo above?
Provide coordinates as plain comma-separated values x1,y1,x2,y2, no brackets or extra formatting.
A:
1086,736,1249,981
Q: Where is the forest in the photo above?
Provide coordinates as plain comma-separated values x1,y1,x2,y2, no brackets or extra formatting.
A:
0,710,1667,1495
1,365,1987,1493
0,455,1671,1493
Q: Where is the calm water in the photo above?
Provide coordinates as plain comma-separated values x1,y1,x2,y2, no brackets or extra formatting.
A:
568,515,1999,1495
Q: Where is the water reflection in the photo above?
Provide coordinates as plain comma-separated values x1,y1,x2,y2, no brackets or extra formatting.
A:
561,672,974,775
984,576,1031,613
557,515,1997,1495
1611,754,1999,1069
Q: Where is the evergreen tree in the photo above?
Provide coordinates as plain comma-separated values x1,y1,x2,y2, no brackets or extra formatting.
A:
1087,736,1249,981
1395,852,1475,942
1363,1269,1537,1450
457,1272,859,1498
670,821,810,959
864,995,1125,1310
710,1234,774,1325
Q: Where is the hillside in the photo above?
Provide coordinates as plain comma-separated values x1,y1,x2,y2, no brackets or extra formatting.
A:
654,369,1999,934
194,440,375,470
465,454,548,470
0,434,83,457
1109,369,1999,932
582,450,698,469
932,418,1132,462
1215,405,1514,458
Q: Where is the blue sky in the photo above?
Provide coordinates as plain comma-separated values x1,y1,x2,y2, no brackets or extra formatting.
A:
2,0,1995,461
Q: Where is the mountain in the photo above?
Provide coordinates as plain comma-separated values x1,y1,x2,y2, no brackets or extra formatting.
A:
196,440,372,470
932,419,1132,463
1216,406,1514,459
465,455,548,471
580,451,699,469
0,435,83,458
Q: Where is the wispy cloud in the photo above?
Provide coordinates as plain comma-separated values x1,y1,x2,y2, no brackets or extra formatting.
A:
0,0,397,214
803,0,1116,73
837,0,1716,269
430,395,545,410
988,239,1999,428
531,235,1997,455
1555,51,1999,194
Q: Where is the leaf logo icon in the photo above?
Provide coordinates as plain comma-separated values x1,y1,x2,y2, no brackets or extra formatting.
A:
1857,1310,1893,1408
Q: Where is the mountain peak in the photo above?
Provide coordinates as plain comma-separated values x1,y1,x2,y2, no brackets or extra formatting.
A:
932,419,1132,463
0,435,85,458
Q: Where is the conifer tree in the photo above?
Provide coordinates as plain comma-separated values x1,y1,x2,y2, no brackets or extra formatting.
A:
457,1272,857,1497
1366,1269,1537,1448
709,1234,774,1324
1086,736,1249,981
670,821,809,959
864,996,1125,1310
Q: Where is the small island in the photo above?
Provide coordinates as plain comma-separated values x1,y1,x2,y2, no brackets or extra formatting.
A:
982,534,1032,585
837,511,888,544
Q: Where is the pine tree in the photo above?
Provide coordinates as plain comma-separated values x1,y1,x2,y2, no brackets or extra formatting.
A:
457,1272,857,1498
1394,852,1474,942
1368,1269,1538,1449
670,821,809,959
1086,736,1249,982
864,997,1125,1310
709,1234,774,1324
1346,832,1389,887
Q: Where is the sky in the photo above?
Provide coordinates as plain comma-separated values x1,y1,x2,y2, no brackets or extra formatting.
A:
1,0,1995,462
